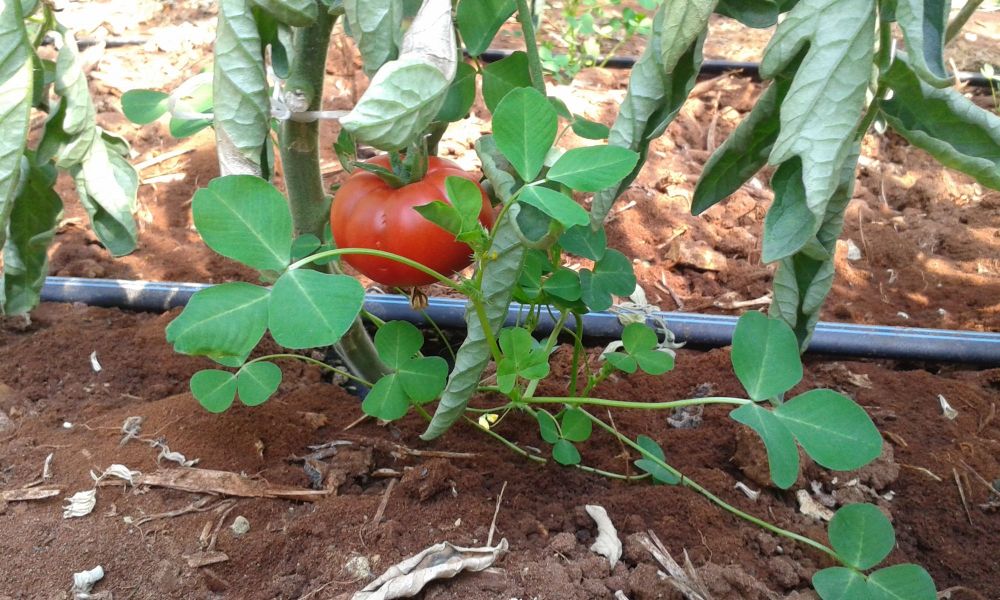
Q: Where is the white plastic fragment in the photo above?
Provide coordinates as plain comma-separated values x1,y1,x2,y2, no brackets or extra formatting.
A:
845,239,862,261
230,515,250,537
89,351,102,372
734,482,760,502
63,489,97,519
938,394,958,420
795,490,834,522
92,464,140,486
156,444,199,467
72,565,104,598
585,504,622,568
119,416,143,446
63,422,74,429
896,311,910,320
352,539,508,600
42,453,54,480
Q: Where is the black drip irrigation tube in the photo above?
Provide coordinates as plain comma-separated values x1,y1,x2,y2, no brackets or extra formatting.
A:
40,276,1000,366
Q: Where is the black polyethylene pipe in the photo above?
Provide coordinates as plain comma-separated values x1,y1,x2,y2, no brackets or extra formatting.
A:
40,277,1000,366
476,49,995,89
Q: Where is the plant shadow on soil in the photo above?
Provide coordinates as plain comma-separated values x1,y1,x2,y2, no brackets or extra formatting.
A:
1,303,999,598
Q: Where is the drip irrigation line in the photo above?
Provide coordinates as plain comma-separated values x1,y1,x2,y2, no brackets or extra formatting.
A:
40,276,1000,366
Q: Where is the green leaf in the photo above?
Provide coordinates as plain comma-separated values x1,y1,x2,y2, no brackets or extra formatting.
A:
579,249,636,311
71,136,139,257
344,0,401,75
237,361,282,406
762,158,816,263
549,97,572,120
622,322,657,354
53,34,95,137
880,55,1000,191
481,51,532,114
446,175,486,234
120,89,169,124
559,225,607,261
268,270,365,349
552,439,581,465
658,0,718,73
422,211,525,440
731,311,803,401
457,0,516,56
374,320,424,370
1,157,61,316
498,327,551,381
168,78,213,138
812,567,868,600
291,234,321,260
759,0,875,227
535,409,559,444
590,3,706,224
192,175,293,272
605,352,638,374
571,117,610,140
493,88,557,182
214,0,270,175
867,564,936,600
363,373,410,420
398,356,448,403
475,135,520,202
634,435,680,484
693,76,790,215
829,503,895,570
561,408,592,442
519,186,589,228
36,99,93,169
716,0,779,28
191,369,238,413
414,200,462,236
547,146,640,192
730,403,799,488
893,0,950,87
250,0,317,27
634,350,674,375
774,389,883,470
166,282,270,367
542,268,582,301
436,61,477,123
341,57,450,151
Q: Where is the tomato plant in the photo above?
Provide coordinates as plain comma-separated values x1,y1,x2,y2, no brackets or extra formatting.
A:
330,155,493,287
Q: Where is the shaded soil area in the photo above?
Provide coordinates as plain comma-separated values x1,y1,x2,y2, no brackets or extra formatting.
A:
1,304,999,598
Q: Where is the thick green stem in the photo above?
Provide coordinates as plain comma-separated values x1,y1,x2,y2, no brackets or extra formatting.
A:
278,6,389,385
290,247,465,291
945,0,984,44
527,396,750,411
515,0,547,94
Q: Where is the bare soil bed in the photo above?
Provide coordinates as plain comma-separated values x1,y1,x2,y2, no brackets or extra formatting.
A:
3,1,1000,598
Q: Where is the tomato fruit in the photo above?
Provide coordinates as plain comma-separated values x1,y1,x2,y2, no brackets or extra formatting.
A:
330,155,494,287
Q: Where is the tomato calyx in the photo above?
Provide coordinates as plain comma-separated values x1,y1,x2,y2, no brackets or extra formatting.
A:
351,145,428,189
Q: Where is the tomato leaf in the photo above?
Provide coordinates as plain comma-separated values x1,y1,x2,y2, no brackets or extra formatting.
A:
731,311,803,401
190,369,238,413
436,61,477,123
762,159,818,263
828,503,895,570
0,0,33,250
730,403,799,489
715,0,780,28
1,156,61,316
214,0,270,175
120,89,169,124
893,0,950,87
493,87,557,181
457,0,515,56
192,175,293,271
811,567,868,600
518,186,589,228
268,270,365,349
70,136,139,257
559,225,607,261
166,282,270,367
579,249,636,311
362,373,410,420
773,389,882,470
867,564,936,600
237,361,282,407
547,146,639,192
344,0,401,76
250,0,317,27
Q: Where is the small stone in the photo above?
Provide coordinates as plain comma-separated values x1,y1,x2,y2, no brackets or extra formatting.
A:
845,239,862,261
664,240,728,271
230,515,250,536
344,555,372,580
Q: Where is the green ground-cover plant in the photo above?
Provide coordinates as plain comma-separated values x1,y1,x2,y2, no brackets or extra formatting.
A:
7,0,1000,596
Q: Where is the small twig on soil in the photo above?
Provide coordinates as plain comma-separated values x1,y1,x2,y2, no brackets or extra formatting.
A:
938,585,990,600
900,463,942,482
343,414,369,431
688,73,731,98
655,271,685,310
134,147,195,172
1,487,61,502
337,435,478,460
953,468,974,525
369,478,397,532
882,430,908,448
614,591,631,600
978,402,996,434
713,294,772,310
133,468,331,501
958,460,1000,500
207,501,240,552
487,481,508,547
132,497,232,527
637,530,713,600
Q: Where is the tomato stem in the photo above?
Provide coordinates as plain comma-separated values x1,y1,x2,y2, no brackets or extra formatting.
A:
289,248,464,292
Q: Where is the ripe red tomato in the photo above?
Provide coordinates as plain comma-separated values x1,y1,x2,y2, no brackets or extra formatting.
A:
330,155,494,287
